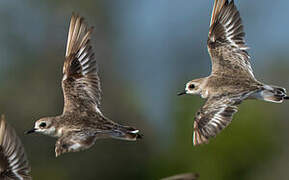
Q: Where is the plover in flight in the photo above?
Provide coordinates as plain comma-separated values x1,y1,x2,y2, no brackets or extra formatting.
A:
26,14,141,157
178,0,288,145
0,115,32,180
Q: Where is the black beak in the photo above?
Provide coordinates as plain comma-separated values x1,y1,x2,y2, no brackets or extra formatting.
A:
177,90,187,96
25,128,36,134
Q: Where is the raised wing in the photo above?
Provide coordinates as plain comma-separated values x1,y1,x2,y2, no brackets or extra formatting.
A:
0,115,31,180
193,95,242,145
62,13,102,114
207,0,254,78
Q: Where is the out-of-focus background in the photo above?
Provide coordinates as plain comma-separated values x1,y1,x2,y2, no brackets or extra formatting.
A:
0,0,289,179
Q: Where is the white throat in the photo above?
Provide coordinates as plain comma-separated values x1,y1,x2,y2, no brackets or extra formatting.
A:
39,127,57,137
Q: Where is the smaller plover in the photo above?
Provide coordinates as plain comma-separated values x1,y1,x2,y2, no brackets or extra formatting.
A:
178,0,288,145
0,115,31,180
26,13,141,157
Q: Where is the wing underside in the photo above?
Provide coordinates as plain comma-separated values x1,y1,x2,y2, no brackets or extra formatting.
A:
207,0,253,77
193,96,241,145
62,13,102,114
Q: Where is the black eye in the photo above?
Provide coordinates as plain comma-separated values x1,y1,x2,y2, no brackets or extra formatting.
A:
39,122,46,128
189,84,195,89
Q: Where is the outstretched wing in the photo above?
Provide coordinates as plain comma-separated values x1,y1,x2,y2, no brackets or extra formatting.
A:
0,115,31,180
62,13,102,114
193,95,242,145
207,0,254,78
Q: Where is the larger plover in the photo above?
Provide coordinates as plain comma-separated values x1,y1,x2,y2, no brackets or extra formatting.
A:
26,14,141,157
0,115,31,179
178,0,288,145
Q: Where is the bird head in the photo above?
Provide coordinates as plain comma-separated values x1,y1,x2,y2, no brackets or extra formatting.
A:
178,78,205,96
26,117,56,136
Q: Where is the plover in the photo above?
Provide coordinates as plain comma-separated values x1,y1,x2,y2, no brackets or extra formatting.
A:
26,14,141,157
178,0,288,145
0,115,31,180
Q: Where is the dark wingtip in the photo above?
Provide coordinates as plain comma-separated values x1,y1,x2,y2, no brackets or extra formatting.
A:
284,96,289,100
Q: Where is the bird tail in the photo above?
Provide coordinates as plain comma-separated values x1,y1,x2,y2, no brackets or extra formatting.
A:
260,85,288,103
109,125,142,141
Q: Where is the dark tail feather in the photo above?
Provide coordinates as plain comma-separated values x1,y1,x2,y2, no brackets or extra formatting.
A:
262,85,287,103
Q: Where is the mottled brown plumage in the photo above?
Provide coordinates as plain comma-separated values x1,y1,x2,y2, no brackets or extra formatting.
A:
179,0,288,145
27,13,141,157
0,115,31,180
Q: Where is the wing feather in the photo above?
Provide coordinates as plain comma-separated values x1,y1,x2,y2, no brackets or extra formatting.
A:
0,115,31,179
210,0,226,27
62,13,102,114
193,96,241,145
207,0,254,78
